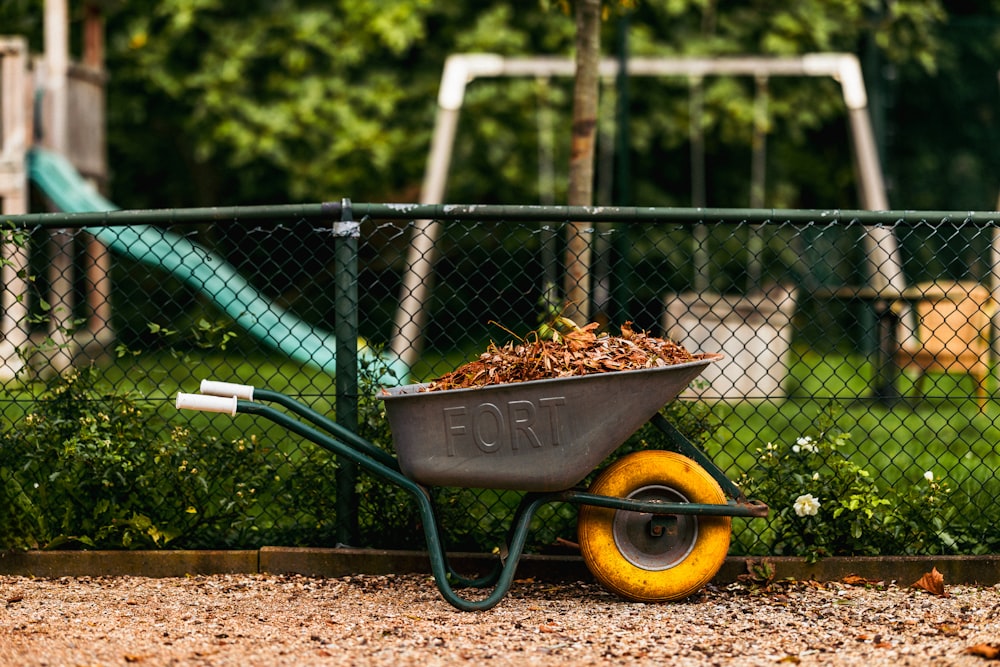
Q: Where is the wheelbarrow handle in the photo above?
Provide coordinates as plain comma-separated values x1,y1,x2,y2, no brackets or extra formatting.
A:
200,380,255,400
175,392,238,416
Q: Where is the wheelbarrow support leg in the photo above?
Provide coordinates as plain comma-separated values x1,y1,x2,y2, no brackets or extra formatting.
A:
424,492,552,610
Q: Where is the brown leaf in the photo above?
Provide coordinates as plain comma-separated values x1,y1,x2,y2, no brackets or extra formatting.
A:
737,559,776,587
911,567,948,597
964,644,1000,660
424,322,701,392
935,622,962,636
564,322,599,350
842,574,882,587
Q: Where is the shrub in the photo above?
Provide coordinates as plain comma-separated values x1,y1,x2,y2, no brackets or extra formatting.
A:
737,405,955,561
0,368,278,549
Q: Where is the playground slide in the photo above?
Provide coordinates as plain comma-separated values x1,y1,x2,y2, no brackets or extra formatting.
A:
27,148,405,384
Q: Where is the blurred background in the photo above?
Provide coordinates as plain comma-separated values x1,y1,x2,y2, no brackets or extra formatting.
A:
4,0,995,212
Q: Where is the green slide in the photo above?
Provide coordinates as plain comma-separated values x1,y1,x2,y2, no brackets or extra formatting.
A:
27,148,405,384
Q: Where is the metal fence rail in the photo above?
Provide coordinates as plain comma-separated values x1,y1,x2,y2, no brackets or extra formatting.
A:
2,202,998,556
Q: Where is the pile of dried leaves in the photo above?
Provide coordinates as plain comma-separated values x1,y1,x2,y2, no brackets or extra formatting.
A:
424,321,706,392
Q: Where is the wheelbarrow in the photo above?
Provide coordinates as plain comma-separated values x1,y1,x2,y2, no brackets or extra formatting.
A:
175,354,767,611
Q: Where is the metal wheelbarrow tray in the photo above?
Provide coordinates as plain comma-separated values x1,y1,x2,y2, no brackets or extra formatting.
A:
381,356,722,491
176,353,767,611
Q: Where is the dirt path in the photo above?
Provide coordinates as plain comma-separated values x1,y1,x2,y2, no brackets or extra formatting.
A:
2,573,999,666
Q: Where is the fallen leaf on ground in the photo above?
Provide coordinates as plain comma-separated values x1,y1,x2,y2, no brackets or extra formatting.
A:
964,644,1000,660
932,621,962,636
910,567,948,597
737,559,776,588
842,574,881,587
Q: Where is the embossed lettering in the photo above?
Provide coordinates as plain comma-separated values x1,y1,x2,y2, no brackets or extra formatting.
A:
443,406,468,456
473,402,503,452
507,400,540,450
441,395,568,456
538,396,566,447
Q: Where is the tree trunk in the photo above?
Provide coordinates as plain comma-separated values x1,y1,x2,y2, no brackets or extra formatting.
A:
563,0,601,325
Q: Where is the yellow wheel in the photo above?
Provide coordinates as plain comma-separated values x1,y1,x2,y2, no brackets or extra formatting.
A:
578,450,731,602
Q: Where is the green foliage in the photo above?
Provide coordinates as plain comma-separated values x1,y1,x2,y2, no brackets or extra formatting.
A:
87,1,953,209
146,318,239,356
738,405,955,561
107,0,441,204
0,368,278,550
10,0,984,212
1,347,989,558
349,350,416,547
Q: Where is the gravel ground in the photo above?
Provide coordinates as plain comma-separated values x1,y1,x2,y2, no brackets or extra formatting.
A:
1,572,999,666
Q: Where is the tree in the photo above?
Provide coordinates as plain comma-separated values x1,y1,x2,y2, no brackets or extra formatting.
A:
563,0,602,325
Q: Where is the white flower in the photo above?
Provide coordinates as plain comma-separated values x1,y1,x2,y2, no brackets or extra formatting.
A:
793,493,821,517
793,436,818,454
924,470,934,482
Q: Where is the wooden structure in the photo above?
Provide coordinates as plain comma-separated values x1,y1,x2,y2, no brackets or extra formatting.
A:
895,281,996,411
0,37,31,380
0,1,110,381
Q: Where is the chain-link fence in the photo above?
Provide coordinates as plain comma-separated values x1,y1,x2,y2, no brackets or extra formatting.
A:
2,202,999,556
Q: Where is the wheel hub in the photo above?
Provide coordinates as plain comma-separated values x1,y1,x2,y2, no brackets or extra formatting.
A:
611,484,695,571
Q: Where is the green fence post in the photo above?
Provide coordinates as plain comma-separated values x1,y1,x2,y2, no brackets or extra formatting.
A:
334,198,360,545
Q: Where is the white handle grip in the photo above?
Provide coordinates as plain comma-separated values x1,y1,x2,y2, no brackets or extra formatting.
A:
176,393,238,416
199,380,255,400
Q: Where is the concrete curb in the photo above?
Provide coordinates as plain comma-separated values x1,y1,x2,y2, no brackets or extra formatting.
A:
0,549,259,578
2,548,999,587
